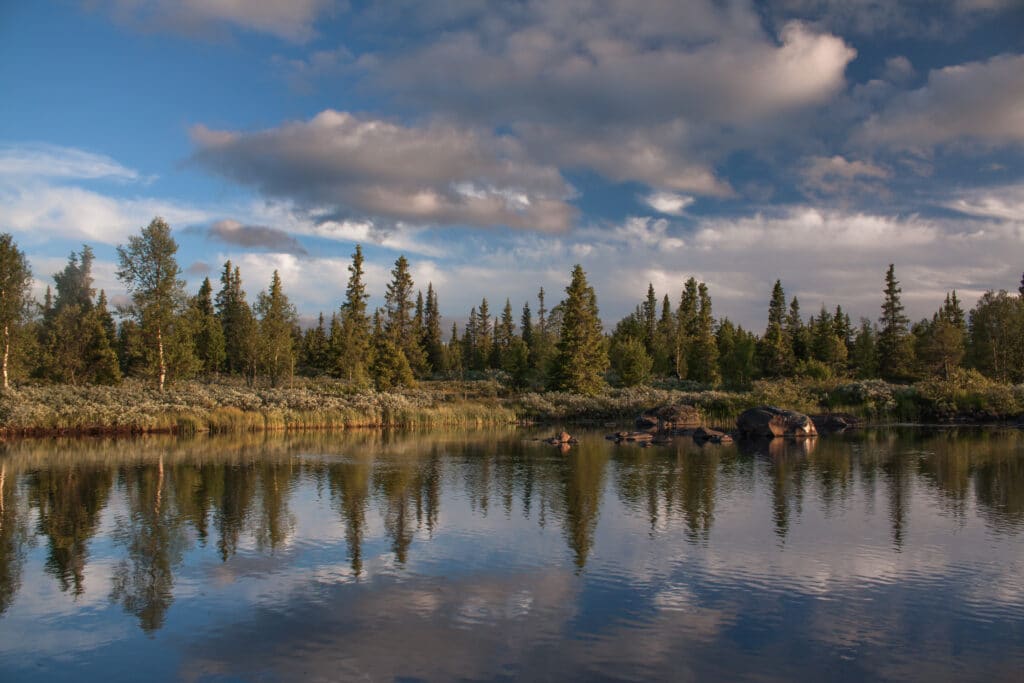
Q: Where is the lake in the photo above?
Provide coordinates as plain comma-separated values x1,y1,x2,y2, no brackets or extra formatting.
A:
0,427,1022,682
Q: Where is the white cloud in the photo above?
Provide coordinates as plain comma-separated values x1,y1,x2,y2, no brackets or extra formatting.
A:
0,182,212,245
94,0,336,42
859,53,1024,149
0,143,143,182
800,155,892,196
946,184,1024,222
191,110,577,232
642,192,695,216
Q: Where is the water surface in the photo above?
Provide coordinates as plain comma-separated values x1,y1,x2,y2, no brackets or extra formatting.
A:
1,427,1022,681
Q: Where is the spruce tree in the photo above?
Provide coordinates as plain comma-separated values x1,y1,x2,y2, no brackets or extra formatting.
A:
653,294,674,375
383,255,425,375
759,279,794,376
0,234,33,390
422,283,444,376
255,271,298,387
850,318,878,378
877,264,914,381
191,277,226,376
301,313,329,375
676,278,698,379
474,298,491,371
494,299,516,369
550,265,608,395
785,297,810,362
520,301,533,352
642,283,658,354
215,261,258,380
447,322,464,379
688,282,720,385
333,245,372,385
40,247,97,384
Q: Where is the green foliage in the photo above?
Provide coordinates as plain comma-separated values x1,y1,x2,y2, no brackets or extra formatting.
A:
550,265,608,395
215,261,258,381
610,336,653,387
333,245,372,386
190,277,226,376
370,338,416,391
877,264,914,381
383,255,426,375
255,271,298,387
968,288,1024,383
0,234,34,389
759,279,794,377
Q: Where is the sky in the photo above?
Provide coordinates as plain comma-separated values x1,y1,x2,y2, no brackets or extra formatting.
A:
1,0,1022,330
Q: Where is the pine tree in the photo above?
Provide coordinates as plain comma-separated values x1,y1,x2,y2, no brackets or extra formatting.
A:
0,234,33,390
530,288,554,378
333,245,372,386
717,319,757,389
446,322,464,379
371,308,415,390
461,306,478,372
474,298,491,371
550,265,608,395
383,255,425,375
215,261,258,381
850,318,878,378
190,277,226,376
688,282,720,385
494,299,516,369
520,301,534,352
785,297,810,362
759,279,794,376
301,313,330,375
422,283,444,376
642,283,658,354
675,278,698,379
255,271,298,387
653,294,674,375
877,264,914,381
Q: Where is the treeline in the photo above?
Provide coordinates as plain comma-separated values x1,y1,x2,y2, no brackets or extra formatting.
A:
0,218,1022,394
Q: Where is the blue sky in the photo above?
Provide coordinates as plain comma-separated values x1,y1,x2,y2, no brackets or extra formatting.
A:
1,0,1022,329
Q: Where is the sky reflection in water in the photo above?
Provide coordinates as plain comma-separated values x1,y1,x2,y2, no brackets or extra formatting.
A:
0,428,1022,682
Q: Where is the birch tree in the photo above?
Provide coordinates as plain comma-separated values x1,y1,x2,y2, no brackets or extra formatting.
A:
0,234,32,390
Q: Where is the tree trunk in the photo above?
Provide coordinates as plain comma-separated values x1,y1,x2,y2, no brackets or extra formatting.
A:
157,327,166,392
2,324,9,391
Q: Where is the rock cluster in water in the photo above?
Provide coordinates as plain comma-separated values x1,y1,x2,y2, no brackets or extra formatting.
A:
736,406,817,438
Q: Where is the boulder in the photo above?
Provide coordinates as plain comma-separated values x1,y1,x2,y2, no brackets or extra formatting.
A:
810,413,862,433
693,427,733,444
737,406,817,438
636,404,701,431
635,413,660,429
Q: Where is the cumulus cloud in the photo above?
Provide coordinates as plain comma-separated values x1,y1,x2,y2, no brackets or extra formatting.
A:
190,110,577,232
799,155,891,196
90,0,336,42
0,182,212,245
642,192,695,216
203,219,309,255
859,54,1024,149
350,2,853,195
946,184,1024,221
768,0,1013,37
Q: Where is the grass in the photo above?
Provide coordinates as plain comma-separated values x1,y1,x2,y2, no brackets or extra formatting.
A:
1,372,1021,438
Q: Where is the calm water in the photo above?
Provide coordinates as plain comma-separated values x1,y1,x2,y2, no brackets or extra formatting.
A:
0,427,1022,682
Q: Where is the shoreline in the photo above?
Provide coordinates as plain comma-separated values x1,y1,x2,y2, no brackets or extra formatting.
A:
1,377,1021,440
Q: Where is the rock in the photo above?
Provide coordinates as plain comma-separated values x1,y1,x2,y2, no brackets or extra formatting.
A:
546,431,577,445
693,427,733,444
636,404,701,431
635,413,660,429
810,413,862,433
737,406,818,438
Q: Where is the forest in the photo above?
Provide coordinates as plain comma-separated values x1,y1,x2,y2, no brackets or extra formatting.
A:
0,218,1023,431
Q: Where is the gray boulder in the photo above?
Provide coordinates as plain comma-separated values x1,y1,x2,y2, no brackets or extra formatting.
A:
737,406,817,438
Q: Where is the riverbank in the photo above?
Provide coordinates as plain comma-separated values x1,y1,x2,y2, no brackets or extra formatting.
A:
1,372,1022,438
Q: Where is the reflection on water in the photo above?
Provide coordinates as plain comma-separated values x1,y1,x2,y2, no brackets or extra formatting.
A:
0,428,1022,681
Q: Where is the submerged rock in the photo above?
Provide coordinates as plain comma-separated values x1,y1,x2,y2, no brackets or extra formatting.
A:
737,406,817,438
546,431,577,445
693,427,733,444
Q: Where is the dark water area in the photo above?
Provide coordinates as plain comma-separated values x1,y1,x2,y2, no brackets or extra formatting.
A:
0,427,1022,682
